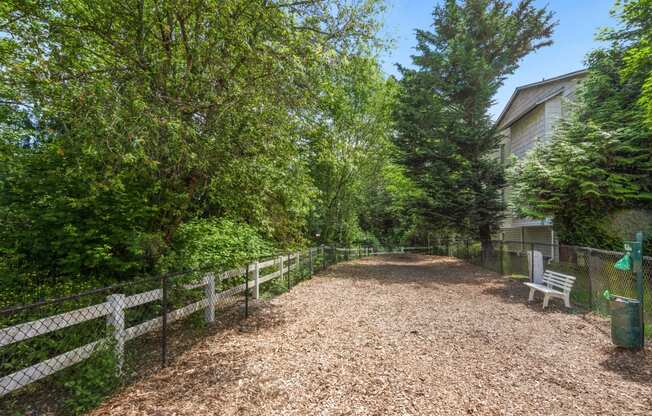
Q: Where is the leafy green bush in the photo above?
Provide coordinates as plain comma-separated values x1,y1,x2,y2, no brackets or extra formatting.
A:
62,343,120,415
161,218,273,273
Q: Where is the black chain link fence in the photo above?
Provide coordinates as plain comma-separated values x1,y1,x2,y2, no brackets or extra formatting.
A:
430,239,651,325
0,246,355,415
13,242,642,414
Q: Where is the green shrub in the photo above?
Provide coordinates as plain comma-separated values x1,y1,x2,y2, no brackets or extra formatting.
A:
61,343,120,415
162,218,273,273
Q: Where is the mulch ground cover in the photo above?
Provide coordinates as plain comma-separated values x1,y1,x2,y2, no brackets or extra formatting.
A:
90,254,652,415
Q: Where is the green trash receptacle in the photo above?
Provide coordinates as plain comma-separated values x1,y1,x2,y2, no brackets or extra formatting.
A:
608,294,642,349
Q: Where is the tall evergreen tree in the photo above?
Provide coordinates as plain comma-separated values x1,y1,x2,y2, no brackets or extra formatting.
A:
616,0,652,126
509,1,652,249
393,0,555,247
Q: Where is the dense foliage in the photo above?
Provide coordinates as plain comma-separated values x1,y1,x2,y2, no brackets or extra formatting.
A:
508,0,652,248
619,0,652,126
0,0,419,302
305,58,422,246
393,0,555,247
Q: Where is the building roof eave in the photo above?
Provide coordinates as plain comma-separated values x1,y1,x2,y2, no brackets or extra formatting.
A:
500,86,565,130
495,68,588,129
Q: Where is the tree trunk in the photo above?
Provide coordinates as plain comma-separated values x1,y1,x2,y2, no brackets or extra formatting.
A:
479,224,494,264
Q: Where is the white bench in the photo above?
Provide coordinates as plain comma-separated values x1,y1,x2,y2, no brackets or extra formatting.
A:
524,270,576,308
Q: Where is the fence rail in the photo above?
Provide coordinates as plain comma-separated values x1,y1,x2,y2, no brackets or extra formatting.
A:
3,241,645,414
0,247,331,401
430,239,651,324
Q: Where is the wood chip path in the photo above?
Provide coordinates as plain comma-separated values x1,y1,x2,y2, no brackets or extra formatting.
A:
91,254,652,415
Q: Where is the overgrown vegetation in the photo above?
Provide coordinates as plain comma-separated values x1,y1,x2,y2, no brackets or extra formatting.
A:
0,0,421,305
509,0,652,249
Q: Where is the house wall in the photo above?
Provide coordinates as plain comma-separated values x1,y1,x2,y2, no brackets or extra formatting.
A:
509,105,545,159
501,227,522,243
498,74,584,130
498,72,586,240
543,96,562,142
499,226,555,258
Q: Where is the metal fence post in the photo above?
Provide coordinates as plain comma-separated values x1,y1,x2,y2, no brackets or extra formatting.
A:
107,293,126,372
586,248,593,310
160,275,168,368
530,242,535,283
253,259,260,299
204,272,215,323
499,241,504,275
309,248,313,276
634,231,645,348
297,251,301,280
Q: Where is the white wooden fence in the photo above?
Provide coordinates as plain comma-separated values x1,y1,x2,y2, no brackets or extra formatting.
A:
0,249,322,396
0,245,429,397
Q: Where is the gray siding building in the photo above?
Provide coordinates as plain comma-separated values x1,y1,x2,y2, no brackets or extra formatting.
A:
496,69,588,254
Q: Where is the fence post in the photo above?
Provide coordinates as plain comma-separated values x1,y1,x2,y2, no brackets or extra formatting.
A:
586,248,593,310
499,242,504,275
278,255,284,282
634,231,645,348
530,242,535,283
253,259,260,299
244,264,249,318
204,272,215,323
321,246,325,270
287,253,291,290
107,293,126,372
297,251,301,280
160,275,168,368
309,249,313,276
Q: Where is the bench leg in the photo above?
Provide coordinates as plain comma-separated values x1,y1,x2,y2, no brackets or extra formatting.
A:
542,293,550,309
528,288,536,302
564,294,571,308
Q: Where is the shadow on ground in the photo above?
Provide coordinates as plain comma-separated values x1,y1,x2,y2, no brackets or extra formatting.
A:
600,347,652,387
331,254,500,289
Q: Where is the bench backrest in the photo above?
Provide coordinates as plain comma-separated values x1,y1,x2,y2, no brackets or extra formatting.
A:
542,270,576,293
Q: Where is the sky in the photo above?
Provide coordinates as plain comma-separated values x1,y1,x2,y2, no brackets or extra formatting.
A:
379,0,619,119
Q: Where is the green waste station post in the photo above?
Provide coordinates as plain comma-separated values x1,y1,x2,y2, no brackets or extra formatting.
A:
632,231,645,348
609,231,645,349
